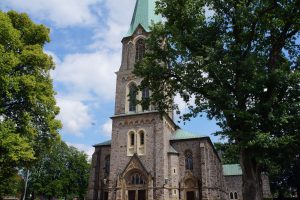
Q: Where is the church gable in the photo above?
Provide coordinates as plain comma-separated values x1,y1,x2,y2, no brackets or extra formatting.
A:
121,153,149,177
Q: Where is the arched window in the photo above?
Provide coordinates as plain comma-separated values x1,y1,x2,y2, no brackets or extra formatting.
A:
142,87,150,111
185,151,193,170
128,83,137,112
140,131,144,146
135,39,145,61
104,155,110,174
129,172,146,185
130,132,135,146
230,192,233,199
127,131,135,156
234,192,238,199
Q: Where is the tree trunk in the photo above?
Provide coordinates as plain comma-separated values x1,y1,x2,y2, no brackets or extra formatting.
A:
240,148,263,200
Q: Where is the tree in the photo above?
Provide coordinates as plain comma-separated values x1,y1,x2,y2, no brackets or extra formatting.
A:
27,141,90,200
214,142,239,164
0,11,61,198
134,0,300,199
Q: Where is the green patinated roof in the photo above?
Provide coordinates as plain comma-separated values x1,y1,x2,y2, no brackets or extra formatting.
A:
223,164,243,176
126,0,162,36
170,129,207,141
93,140,111,147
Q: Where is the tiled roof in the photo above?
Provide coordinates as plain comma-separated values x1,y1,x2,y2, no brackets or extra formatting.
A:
126,0,162,36
93,140,111,147
223,164,243,176
170,129,207,141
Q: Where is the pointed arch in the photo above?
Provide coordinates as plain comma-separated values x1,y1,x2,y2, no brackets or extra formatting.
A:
135,39,145,61
137,129,146,155
141,87,150,111
128,82,138,112
185,150,193,171
127,130,136,156
104,155,110,175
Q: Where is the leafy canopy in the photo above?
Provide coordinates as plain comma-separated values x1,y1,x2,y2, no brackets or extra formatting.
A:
27,142,90,200
134,0,299,198
0,11,61,197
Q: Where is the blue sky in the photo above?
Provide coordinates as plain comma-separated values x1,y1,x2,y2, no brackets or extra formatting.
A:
0,0,221,157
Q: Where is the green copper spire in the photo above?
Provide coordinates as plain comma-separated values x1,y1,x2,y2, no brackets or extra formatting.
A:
126,0,162,36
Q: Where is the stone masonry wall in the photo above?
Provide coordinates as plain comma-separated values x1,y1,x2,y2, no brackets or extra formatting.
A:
224,174,272,200
108,112,173,200
87,146,111,200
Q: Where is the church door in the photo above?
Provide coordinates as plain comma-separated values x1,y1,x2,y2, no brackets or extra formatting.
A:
128,190,136,200
138,190,146,200
186,191,195,200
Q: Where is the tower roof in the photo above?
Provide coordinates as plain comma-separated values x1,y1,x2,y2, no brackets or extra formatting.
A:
126,0,162,36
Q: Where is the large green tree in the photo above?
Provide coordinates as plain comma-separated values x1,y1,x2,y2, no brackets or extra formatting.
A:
27,141,90,200
0,11,61,198
134,0,300,199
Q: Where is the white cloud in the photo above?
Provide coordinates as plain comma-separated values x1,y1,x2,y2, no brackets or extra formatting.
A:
67,142,94,159
53,50,120,101
89,0,135,50
101,119,112,136
57,98,92,136
2,0,101,27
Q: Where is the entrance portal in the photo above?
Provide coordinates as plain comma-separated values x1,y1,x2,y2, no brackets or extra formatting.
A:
128,190,136,200
138,190,146,200
128,190,146,200
186,191,195,200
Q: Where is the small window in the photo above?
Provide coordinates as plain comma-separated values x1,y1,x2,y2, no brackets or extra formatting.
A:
130,133,135,146
135,39,145,61
140,131,144,145
234,192,238,199
128,83,137,112
104,155,110,174
230,192,233,199
185,150,193,170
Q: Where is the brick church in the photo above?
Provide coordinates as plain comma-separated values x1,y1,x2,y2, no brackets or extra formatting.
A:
87,0,272,200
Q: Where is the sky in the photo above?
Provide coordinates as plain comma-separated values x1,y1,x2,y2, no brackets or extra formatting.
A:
0,0,221,157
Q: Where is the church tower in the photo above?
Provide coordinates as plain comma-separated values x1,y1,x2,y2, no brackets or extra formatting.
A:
87,0,230,200
108,0,178,199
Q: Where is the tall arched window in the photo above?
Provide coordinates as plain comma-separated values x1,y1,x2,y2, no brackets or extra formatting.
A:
130,132,135,146
230,192,234,199
104,155,110,174
185,151,193,170
135,39,145,61
127,131,135,156
142,87,150,111
140,131,144,146
128,83,137,112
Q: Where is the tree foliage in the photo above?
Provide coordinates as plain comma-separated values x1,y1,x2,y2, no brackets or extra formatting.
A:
0,11,61,197
134,0,300,199
27,141,90,200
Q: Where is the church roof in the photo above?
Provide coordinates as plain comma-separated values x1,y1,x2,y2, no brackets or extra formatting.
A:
168,145,179,154
223,164,243,176
93,140,111,147
126,0,162,36
170,129,207,141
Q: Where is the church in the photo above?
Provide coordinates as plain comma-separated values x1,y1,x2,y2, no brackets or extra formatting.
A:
87,0,271,200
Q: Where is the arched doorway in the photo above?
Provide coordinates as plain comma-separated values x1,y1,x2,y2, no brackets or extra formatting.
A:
125,171,148,200
180,171,199,200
